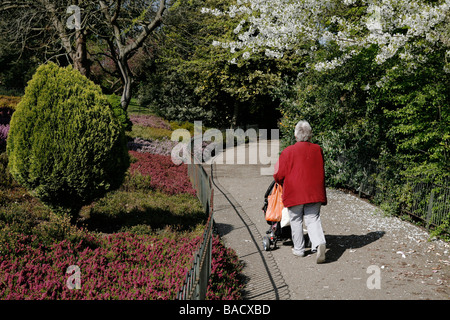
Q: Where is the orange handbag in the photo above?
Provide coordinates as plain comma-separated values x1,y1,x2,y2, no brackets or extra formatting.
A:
265,183,284,222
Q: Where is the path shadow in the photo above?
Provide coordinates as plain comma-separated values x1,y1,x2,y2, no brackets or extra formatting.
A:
78,205,207,234
214,222,234,236
323,231,385,263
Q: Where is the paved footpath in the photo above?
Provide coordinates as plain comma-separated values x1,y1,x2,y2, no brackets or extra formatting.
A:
205,139,450,300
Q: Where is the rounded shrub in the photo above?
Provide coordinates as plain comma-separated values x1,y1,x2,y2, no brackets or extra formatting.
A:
7,62,130,217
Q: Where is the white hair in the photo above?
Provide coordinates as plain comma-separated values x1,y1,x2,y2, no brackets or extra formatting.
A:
294,120,312,142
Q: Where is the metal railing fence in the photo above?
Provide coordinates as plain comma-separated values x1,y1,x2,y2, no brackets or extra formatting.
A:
403,179,450,230
350,170,449,233
177,136,214,300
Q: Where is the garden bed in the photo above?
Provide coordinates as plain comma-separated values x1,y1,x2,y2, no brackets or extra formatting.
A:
0,112,245,300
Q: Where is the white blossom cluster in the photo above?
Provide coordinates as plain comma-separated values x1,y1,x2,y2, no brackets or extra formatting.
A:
313,50,357,72
202,0,450,75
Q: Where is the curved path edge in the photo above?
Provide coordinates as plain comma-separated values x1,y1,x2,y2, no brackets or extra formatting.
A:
206,161,291,300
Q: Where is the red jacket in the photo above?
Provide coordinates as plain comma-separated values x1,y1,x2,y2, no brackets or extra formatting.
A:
273,141,327,207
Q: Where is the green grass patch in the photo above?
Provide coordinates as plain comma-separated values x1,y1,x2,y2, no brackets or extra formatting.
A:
127,97,154,115
79,190,206,234
127,124,173,141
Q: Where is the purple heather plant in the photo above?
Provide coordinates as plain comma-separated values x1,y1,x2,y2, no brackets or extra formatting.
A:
0,124,9,150
127,137,177,157
0,232,199,300
129,151,196,196
0,232,244,300
129,115,171,130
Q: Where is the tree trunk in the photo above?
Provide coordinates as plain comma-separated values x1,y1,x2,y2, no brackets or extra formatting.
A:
117,58,132,111
45,0,89,78
72,30,90,78
231,104,239,129
98,0,166,111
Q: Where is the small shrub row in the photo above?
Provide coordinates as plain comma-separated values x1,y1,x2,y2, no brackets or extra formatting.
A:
169,120,196,135
0,95,21,110
128,124,173,141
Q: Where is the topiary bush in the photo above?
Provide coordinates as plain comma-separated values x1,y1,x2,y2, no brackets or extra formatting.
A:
7,62,130,218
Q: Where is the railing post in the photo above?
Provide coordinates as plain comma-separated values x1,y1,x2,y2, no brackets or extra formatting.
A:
426,189,435,229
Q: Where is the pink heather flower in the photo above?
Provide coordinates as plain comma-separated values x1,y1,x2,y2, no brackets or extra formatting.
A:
128,151,196,196
129,115,171,130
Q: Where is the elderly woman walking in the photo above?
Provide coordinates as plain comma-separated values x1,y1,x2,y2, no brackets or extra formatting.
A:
274,120,327,263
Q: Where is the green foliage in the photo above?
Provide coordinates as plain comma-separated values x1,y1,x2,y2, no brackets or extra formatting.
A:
7,63,130,217
169,120,196,135
374,49,450,183
107,94,132,131
279,43,449,228
0,152,17,191
80,167,205,234
127,124,173,141
0,95,21,110
79,189,205,234
0,36,38,94
430,218,450,242
138,0,302,128
0,186,98,249
279,46,386,189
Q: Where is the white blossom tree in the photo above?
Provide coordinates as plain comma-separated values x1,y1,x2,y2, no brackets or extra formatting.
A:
202,0,450,81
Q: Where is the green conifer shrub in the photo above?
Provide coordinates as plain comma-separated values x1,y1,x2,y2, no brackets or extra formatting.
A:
7,63,129,218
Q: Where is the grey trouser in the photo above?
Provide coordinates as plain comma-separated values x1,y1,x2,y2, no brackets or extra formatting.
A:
288,202,326,254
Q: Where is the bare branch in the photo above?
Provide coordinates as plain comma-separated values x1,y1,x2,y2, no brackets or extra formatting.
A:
99,0,124,49
0,1,31,11
111,0,122,23
35,0,74,58
122,0,166,57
